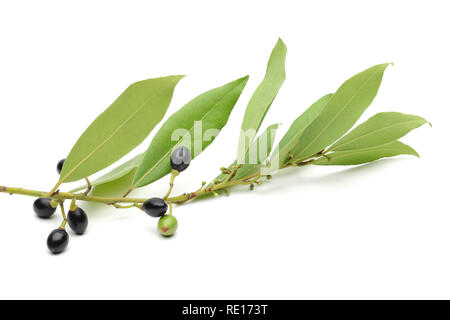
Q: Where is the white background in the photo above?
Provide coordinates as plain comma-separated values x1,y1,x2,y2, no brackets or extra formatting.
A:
0,0,448,299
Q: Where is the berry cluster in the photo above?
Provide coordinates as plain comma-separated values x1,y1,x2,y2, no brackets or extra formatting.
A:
34,146,191,254
34,158,89,254
142,146,191,236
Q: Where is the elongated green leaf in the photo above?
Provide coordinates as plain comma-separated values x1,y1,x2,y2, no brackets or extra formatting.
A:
70,154,143,193
237,38,287,162
60,75,184,183
313,141,418,166
328,112,428,151
292,63,391,161
270,94,332,167
133,76,249,188
90,168,138,197
211,123,279,186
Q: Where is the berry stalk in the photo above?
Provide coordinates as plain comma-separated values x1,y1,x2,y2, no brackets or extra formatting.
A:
0,172,261,205
0,153,320,206
0,148,322,255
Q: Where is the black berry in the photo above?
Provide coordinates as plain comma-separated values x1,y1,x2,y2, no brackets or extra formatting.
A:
142,198,168,217
33,198,57,218
68,207,88,235
56,158,65,174
170,146,191,172
47,229,69,254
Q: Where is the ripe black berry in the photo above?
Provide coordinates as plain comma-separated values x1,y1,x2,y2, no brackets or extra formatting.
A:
170,146,191,172
56,158,65,174
142,198,168,217
33,198,57,218
68,207,88,235
47,228,69,254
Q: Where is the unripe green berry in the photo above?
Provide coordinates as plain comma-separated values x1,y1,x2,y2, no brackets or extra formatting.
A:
158,215,178,237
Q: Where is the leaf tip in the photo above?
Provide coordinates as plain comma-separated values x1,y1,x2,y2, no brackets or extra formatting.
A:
276,37,287,49
378,62,394,70
373,63,394,72
268,123,281,131
172,74,186,83
410,148,420,158
239,75,250,84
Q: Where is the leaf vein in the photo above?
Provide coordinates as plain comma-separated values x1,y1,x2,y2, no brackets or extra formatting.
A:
330,119,423,151
60,94,158,183
293,69,380,160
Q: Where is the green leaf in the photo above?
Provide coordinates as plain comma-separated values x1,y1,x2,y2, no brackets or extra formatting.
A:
212,123,279,185
70,154,144,193
270,94,332,167
59,75,184,183
292,63,391,161
313,141,419,166
237,38,287,162
328,112,429,151
90,168,137,197
132,76,249,188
